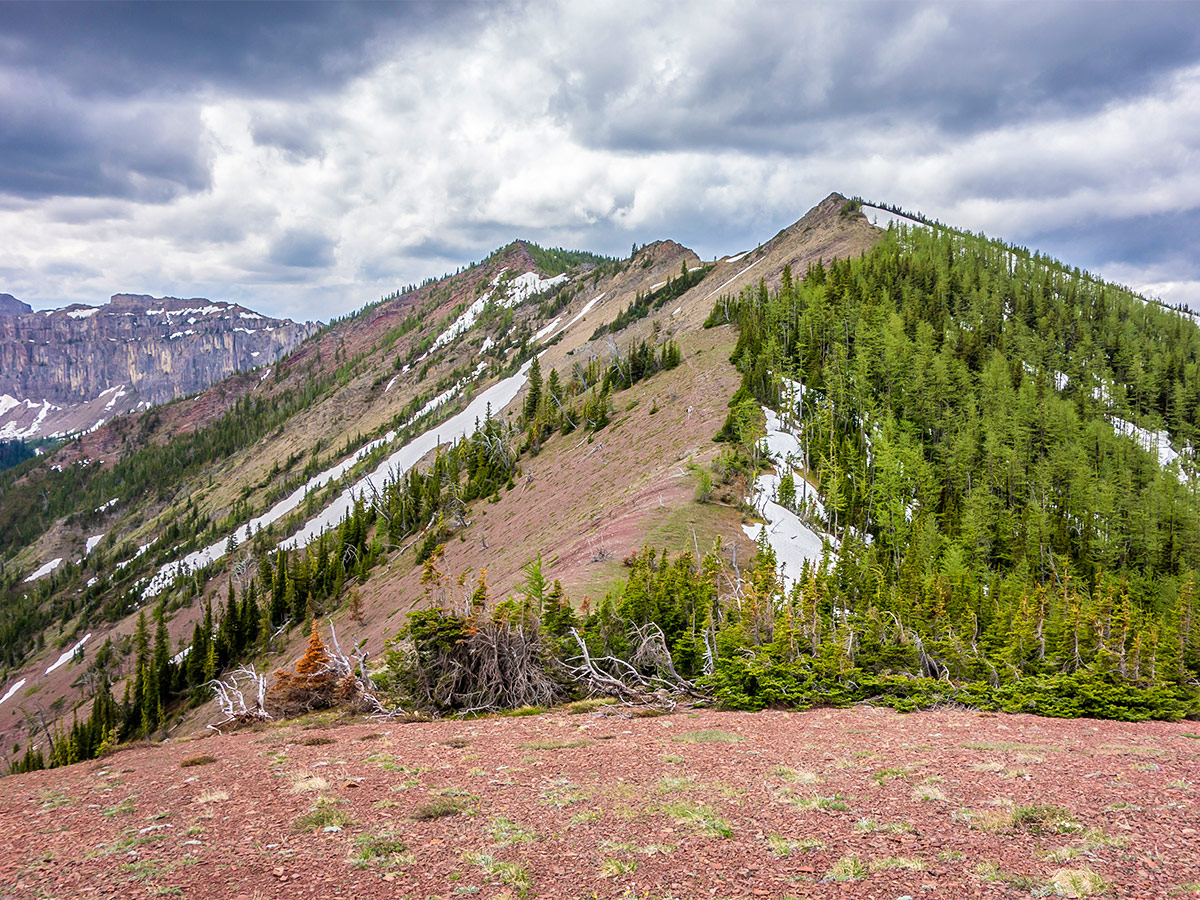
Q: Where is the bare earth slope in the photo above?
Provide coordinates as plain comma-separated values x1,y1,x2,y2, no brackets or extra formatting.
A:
2,707,1197,899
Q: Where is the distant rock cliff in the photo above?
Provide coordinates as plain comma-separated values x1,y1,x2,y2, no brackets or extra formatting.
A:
0,293,32,316
0,294,318,439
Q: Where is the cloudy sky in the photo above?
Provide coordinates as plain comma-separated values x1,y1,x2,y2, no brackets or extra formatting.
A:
1,1,1198,322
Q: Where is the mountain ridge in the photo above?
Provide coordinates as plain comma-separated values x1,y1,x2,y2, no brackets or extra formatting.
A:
1,193,1198,773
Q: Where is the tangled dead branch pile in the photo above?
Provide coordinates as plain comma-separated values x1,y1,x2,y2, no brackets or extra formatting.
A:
390,607,565,714
564,624,709,709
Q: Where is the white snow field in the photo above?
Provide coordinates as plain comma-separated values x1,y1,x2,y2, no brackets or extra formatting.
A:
45,633,91,675
0,679,26,707
24,557,63,582
859,204,932,232
141,360,533,596
742,406,837,589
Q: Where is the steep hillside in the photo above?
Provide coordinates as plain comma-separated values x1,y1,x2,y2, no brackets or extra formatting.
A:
0,294,318,440
4,190,1197,776
0,195,880,760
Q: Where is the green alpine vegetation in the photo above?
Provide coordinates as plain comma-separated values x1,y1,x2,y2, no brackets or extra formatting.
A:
702,220,1199,716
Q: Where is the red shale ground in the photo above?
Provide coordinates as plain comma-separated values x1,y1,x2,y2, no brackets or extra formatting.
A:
2,707,1198,900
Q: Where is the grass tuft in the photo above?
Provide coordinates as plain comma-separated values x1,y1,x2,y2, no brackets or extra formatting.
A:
488,816,535,845
660,800,733,837
294,797,354,832
672,729,743,743
179,755,216,768
1012,804,1079,834
413,795,474,820
518,739,593,750
1050,867,1108,897
290,774,330,794
600,857,638,877
351,833,414,868
825,855,867,881
566,698,618,714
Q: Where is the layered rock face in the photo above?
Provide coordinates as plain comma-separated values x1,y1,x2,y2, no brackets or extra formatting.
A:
0,294,317,438
0,294,32,316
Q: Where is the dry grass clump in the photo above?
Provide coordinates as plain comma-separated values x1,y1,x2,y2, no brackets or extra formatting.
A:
179,755,217,768
1050,867,1108,897
672,729,743,743
290,774,330,794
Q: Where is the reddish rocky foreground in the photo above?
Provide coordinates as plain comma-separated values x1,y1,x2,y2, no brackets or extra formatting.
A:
1,706,1198,899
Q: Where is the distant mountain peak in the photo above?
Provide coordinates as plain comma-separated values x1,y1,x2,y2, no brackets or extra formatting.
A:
0,293,317,440
0,293,32,316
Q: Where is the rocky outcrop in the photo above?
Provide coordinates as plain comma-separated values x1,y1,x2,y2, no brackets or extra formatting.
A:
0,294,318,438
0,293,32,316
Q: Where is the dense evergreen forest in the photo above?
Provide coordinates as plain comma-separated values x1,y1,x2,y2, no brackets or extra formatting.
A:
0,440,34,473
700,221,1199,715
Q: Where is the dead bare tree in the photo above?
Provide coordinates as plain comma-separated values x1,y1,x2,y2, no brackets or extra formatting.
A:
563,626,710,709
588,531,612,562
207,666,271,732
547,385,577,430
326,621,405,718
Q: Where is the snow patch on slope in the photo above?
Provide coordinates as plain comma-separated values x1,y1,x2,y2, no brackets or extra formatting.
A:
0,679,26,707
45,633,90,675
24,557,63,582
427,269,567,358
141,362,531,595
279,360,532,551
743,406,837,588
1111,417,1180,470
860,205,932,232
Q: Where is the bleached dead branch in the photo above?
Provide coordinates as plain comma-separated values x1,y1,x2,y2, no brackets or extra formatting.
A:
208,666,271,732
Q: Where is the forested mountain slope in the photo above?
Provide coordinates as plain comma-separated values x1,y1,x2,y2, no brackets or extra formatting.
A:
1,193,1197,774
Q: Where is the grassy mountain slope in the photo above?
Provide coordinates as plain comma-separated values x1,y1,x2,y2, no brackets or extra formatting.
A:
0,198,882,759
7,189,1197,771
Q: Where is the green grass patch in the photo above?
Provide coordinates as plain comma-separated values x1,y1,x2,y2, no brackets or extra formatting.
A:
501,705,545,717
487,816,535,845
672,729,743,744
414,792,477,820
825,855,867,881
294,798,354,832
351,833,414,868
1011,804,1079,835
660,800,733,837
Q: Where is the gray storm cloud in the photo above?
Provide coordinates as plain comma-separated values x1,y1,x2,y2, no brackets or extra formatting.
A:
0,0,1196,319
